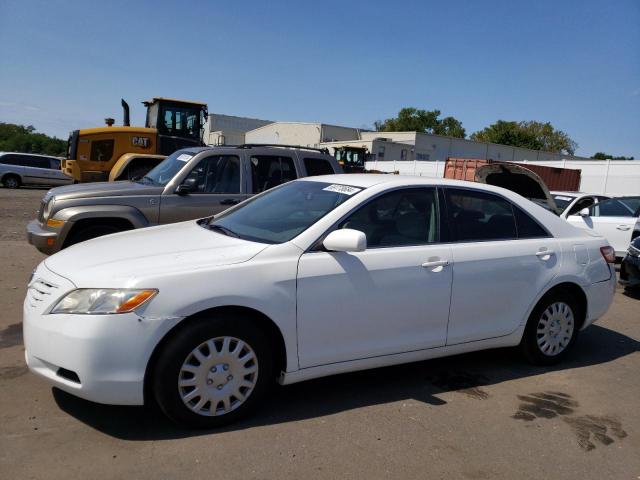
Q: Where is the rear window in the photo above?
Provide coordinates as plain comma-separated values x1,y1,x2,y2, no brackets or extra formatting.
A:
303,157,334,176
514,207,549,238
250,155,297,193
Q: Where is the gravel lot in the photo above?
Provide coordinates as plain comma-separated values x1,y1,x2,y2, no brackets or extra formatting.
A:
1,187,639,480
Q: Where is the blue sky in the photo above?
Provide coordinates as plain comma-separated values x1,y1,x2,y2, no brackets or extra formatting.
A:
0,0,638,157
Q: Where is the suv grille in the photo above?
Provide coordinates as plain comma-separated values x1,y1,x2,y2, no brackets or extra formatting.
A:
37,200,46,223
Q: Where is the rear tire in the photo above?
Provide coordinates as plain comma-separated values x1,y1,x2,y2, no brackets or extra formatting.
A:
2,175,21,189
520,291,581,365
152,315,274,428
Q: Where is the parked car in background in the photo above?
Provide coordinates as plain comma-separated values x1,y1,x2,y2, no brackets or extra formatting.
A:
552,191,610,219
0,152,72,188
620,236,640,290
26,144,342,254
566,196,640,259
24,175,616,427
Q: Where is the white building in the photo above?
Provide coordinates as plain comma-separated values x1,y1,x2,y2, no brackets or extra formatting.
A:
203,114,273,146
245,122,360,146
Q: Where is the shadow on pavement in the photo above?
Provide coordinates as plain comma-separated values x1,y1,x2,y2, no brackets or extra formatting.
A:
53,324,639,441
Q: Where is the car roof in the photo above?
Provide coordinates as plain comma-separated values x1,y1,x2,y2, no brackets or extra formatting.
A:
0,151,59,159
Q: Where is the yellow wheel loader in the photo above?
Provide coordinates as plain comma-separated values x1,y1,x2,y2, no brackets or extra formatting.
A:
62,98,208,182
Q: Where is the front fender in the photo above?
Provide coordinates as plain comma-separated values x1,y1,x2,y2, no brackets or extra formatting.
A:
53,204,150,230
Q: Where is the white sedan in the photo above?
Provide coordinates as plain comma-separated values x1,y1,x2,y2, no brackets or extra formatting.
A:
551,191,610,219
566,196,640,258
24,175,616,427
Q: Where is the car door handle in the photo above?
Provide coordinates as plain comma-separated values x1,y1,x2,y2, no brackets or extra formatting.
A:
220,198,239,205
536,249,556,259
421,260,449,268
616,225,631,231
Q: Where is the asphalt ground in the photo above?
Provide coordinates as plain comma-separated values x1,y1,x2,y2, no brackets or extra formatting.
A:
1,187,639,479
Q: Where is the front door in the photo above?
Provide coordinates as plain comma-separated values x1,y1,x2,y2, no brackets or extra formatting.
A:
443,187,560,344
159,154,246,224
297,187,452,368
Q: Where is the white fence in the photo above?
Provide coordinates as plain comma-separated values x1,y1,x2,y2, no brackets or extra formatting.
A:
365,159,640,195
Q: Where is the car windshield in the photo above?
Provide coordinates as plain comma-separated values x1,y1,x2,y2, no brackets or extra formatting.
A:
139,150,195,186
206,180,364,244
552,195,575,210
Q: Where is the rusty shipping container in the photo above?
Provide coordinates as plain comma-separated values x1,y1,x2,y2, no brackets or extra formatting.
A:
444,158,581,192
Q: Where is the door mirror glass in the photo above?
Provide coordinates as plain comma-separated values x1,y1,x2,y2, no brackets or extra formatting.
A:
579,207,590,217
323,229,367,252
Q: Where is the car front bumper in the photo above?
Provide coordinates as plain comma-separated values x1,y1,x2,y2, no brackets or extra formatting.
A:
620,253,640,288
23,263,181,405
26,219,61,255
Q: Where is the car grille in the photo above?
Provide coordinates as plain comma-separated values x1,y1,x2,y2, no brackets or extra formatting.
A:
27,277,60,312
628,244,640,258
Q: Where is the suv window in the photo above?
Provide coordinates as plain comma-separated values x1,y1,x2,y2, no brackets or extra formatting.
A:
446,188,517,241
567,197,595,216
90,140,115,161
182,155,241,194
303,157,334,176
28,156,51,169
0,154,26,166
337,188,438,248
49,158,61,170
590,198,635,217
250,155,297,193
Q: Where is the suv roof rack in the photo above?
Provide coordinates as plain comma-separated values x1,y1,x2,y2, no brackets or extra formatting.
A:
236,143,330,154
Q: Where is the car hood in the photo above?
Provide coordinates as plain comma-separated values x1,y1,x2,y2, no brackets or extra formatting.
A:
44,220,269,286
45,180,163,201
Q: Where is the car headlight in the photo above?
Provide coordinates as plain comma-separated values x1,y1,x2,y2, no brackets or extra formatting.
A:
42,197,55,220
50,289,158,314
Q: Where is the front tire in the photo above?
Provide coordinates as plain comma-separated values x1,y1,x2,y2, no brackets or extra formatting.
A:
152,315,274,428
520,291,581,365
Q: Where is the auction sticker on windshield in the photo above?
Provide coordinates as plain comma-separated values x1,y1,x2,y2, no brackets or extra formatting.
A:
323,184,362,195
177,153,193,162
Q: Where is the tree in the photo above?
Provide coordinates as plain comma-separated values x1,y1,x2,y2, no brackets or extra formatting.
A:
0,122,67,156
470,120,577,155
375,108,466,138
591,152,635,160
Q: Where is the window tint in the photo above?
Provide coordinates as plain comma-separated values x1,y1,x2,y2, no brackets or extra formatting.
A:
567,197,595,216
50,158,61,170
337,188,438,248
303,157,334,176
90,140,114,161
182,155,241,194
514,207,549,238
29,156,50,169
446,188,517,241
590,198,634,217
159,105,200,139
250,155,297,193
0,154,27,166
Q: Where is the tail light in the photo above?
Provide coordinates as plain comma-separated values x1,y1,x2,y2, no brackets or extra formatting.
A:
600,246,616,264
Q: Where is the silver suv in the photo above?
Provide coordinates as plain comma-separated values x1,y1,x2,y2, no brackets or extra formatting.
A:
27,144,342,254
1,152,72,188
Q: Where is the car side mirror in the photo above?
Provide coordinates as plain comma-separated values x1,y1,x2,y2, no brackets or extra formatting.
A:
176,178,197,195
579,208,590,217
323,229,367,252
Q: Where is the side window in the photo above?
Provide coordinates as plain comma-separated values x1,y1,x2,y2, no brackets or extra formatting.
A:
446,188,517,241
337,188,439,248
29,156,50,169
513,207,549,238
182,155,241,194
303,157,334,176
90,140,114,161
591,199,633,217
567,197,595,216
250,155,297,193
1,154,24,166
49,158,61,170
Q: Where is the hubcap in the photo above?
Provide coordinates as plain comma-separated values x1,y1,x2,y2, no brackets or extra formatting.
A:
178,336,258,416
5,178,18,188
536,302,574,356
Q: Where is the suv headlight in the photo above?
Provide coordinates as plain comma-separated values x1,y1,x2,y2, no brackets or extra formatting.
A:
42,197,55,220
50,289,158,314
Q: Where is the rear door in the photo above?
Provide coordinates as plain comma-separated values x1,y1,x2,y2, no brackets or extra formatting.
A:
159,153,246,223
444,187,559,344
22,156,53,185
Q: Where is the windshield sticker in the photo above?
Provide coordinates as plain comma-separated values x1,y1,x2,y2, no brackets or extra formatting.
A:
554,196,573,201
322,184,362,196
176,153,193,162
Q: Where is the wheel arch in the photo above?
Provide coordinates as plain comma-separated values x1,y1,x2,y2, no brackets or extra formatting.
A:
1,171,22,184
530,281,588,329
143,305,287,406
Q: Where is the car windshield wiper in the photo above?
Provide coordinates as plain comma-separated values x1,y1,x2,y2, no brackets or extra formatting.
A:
207,224,239,238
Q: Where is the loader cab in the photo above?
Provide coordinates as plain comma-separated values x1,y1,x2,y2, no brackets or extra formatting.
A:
335,146,368,173
144,98,208,155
